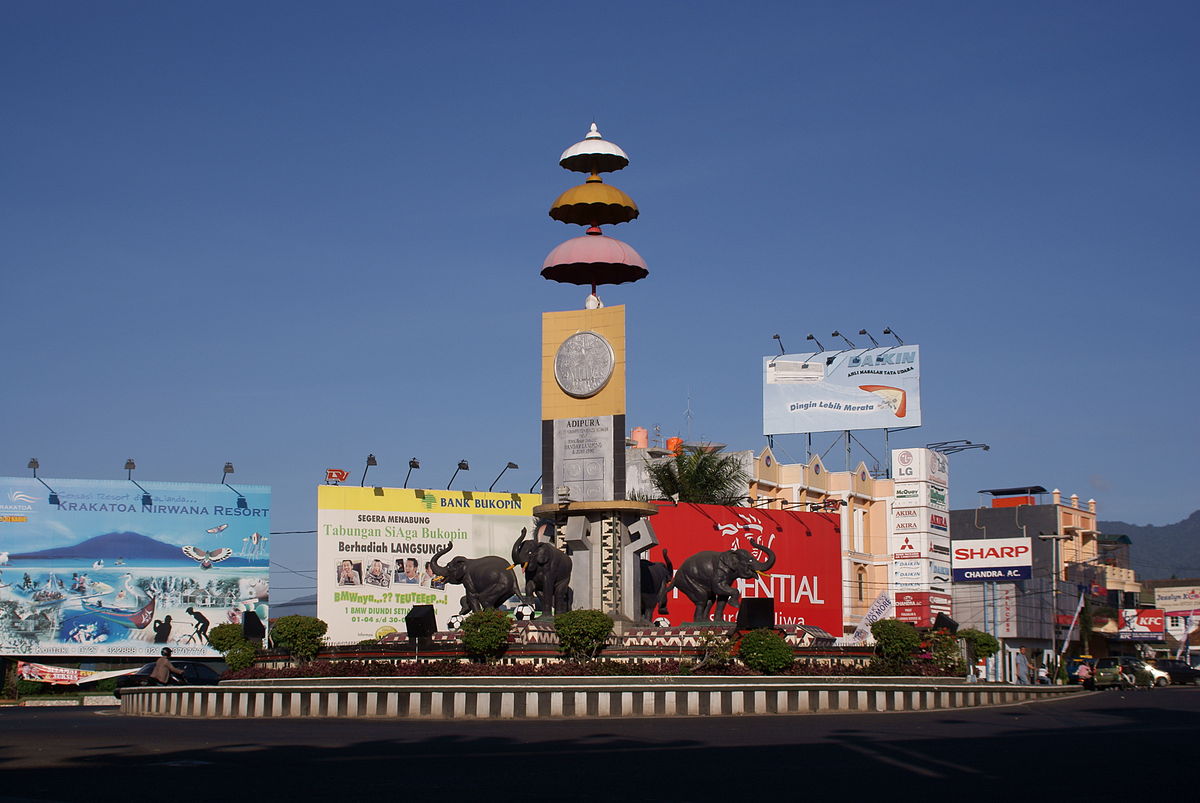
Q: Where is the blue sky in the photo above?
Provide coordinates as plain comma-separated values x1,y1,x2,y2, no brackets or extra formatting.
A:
4,2,1197,600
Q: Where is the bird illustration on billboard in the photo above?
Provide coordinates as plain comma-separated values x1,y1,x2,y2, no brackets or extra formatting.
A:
182,545,234,570
206,523,229,534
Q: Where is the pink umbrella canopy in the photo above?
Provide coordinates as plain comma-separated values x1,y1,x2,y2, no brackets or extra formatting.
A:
541,229,648,286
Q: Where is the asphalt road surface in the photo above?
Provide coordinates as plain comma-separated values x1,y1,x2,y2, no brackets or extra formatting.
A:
2,687,1198,801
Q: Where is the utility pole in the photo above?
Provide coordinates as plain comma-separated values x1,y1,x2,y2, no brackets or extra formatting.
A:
1038,532,1073,683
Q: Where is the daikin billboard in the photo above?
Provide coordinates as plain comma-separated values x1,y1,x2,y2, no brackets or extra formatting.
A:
763,346,922,435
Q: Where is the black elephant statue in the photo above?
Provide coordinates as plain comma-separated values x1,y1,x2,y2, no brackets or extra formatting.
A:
672,539,776,622
639,549,674,624
429,542,519,614
511,524,572,615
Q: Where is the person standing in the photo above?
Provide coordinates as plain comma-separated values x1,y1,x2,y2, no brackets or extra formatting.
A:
1014,647,1031,685
151,647,184,686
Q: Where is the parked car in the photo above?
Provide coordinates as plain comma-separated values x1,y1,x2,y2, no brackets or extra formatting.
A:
1094,656,1170,689
114,661,223,697
1148,658,1200,685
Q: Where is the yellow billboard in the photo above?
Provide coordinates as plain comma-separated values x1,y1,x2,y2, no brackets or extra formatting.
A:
316,487,540,643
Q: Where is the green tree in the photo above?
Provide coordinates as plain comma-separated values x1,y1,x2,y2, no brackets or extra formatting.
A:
643,446,749,505
270,615,328,663
957,628,1000,661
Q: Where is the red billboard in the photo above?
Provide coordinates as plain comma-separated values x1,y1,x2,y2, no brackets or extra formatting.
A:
894,591,952,628
645,503,843,633
1117,609,1165,641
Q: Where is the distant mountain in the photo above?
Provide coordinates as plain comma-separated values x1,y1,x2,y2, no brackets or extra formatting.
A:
11,531,184,561
1100,510,1200,580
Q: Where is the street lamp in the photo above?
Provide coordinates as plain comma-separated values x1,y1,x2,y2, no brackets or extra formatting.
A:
403,458,420,489
489,462,519,492
360,454,377,486
1039,531,1075,683
28,458,60,506
221,462,248,510
447,460,469,490
927,440,990,455
124,458,152,507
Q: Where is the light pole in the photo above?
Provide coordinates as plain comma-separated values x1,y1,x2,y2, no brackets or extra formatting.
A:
1039,531,1074,683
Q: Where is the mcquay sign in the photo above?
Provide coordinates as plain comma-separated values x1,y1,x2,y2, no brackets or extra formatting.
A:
952,537,1032,582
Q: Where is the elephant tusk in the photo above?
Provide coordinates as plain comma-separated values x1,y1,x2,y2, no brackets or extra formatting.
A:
433,575,445,582
505,564,518,571
756,570,770,577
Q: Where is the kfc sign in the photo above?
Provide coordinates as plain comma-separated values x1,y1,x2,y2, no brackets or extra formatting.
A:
1116,609,1165,641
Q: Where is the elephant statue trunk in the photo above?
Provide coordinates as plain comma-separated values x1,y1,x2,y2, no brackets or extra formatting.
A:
429,542,454,582
429,541,519,615
672,538,776,623
511,523,572,616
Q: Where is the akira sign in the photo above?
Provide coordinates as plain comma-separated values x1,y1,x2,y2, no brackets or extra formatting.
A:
951,537,1032,582
647,502,843,633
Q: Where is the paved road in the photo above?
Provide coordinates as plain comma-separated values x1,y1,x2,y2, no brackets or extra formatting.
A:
2,688,1198,801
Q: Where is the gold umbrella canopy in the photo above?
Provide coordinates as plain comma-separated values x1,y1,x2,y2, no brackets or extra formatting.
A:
549,176,639,226
559,122,630,174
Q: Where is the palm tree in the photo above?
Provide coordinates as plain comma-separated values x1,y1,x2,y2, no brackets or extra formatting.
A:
643,445,750,505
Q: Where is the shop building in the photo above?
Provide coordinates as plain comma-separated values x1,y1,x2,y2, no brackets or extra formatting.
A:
950,487,1142,679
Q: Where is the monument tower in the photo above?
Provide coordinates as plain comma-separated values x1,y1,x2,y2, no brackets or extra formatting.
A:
536,123,658,623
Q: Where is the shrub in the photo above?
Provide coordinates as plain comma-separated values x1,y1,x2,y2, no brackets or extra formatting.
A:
270,615,328,663
554,610,614,660
957,628,999,661
208,623,249,653
459,609,512,662
696,631,735,670
871,618,921,670
738,629,794,674
16,679,45,697
922,628,965,674
225,640,259,672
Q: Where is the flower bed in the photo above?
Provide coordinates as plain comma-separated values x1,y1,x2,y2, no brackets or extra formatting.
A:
222,657,963,682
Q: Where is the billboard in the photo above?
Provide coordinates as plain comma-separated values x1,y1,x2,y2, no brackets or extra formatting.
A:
892,482,948,510
951,537,1033,582
316,486,541,644
890,558,952,589
891,448,948,486
1154,586,1200,616
1116,609,1165,641
646,503,843,633
894,591,952,628
0,477,270,658
889,532,951,560
763,346,922,435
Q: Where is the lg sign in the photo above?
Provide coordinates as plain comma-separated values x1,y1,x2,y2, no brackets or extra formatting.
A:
952,537,1033,582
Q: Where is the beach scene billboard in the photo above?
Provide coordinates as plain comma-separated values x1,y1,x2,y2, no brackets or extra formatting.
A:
0,477,270,658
